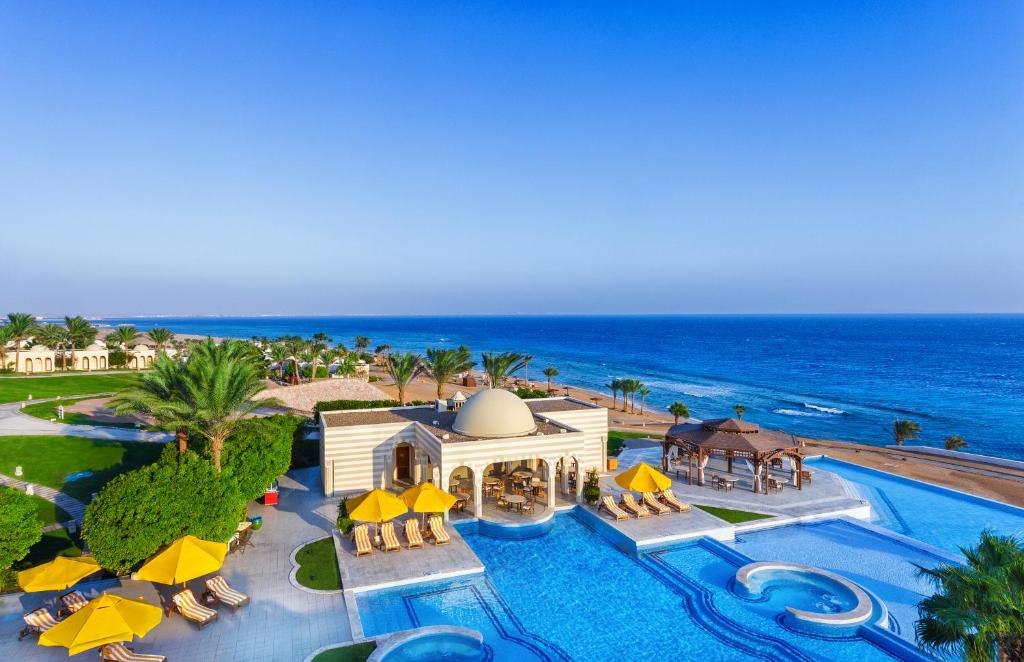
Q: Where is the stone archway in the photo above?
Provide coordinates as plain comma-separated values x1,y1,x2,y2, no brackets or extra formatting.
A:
82,356,90,371
99,356,107,369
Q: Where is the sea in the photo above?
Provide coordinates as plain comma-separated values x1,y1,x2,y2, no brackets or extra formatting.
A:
87,315,1024,460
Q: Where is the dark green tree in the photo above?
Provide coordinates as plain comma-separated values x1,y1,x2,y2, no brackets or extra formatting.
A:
220,416,299,502
0,486,43,570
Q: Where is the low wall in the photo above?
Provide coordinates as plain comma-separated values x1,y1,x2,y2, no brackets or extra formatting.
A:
886,445,1024,472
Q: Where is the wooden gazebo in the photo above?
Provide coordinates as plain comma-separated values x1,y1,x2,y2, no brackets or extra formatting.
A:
662,418,805,493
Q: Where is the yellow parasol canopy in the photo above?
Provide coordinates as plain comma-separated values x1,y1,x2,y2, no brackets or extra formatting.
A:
134,535,227,585
347,488,408,524
38,593,161,656
615,462,672,493
17,555,102,593
400,482,458,514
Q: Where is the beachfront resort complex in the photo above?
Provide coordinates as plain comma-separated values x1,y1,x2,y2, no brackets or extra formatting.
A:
1,316,1022,661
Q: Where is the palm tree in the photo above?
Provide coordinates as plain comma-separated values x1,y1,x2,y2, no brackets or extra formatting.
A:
386,352,424,405
668,402,690,424
620,379,641,413
480,352,528,389
944,434,968,451
269,343,289,381
733,404,746,419
374,344,391,362
543,367,559,393
637,386,651,415
36,324,68,369
64,316,97,370
424,347,475,398
915,531,1024,662
608,379,621,410
308,333,331,381
354,336,370,354
893,419,921,446
109,354,195,455
111,325,139,367
147,326,174,355
5,312,38,373
522,355,534,385
284,337,307,383
0,325,12,371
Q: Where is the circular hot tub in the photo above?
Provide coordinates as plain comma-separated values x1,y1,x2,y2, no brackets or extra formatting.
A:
368,626,485,662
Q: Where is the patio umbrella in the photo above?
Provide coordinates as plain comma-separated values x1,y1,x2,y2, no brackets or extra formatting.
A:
18,555,102,593
134,535,227,586
348,488,408,536
400,482,458,527
38,593,161,656
615,462,671,493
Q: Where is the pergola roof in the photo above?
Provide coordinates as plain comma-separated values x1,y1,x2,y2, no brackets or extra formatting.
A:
665,418,799,457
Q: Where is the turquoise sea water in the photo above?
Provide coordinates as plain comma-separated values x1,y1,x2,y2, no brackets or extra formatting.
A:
93,314,1024,459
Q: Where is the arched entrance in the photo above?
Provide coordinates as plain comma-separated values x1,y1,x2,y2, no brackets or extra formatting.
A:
24,360,33,374
393,442,414,485
99,356,107,369
44,358,52,371
82,357,90,371
145,356,153,368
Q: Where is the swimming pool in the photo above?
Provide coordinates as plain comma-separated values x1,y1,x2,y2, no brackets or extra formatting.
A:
806,457,1024,553
357,512,909,660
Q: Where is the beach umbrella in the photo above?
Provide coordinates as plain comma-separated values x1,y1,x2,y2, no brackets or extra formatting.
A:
615,462,671,493
348,488,408,535
17,555,102,593
134,535,227,586
38,593,161,656
400,482,458,528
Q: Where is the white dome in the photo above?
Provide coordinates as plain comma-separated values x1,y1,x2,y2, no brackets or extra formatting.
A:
453,389,537,439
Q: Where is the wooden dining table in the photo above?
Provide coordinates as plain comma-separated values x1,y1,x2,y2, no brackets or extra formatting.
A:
504,494,526,511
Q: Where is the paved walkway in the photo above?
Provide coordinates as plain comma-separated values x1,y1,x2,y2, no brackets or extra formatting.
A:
0,400,172,442
0,474,86,526
0,467,353,662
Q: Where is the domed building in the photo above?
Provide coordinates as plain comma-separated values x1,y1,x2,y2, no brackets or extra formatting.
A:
319,389,608,519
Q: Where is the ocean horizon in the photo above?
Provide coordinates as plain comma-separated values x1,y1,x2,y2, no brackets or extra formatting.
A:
85,314,1024,461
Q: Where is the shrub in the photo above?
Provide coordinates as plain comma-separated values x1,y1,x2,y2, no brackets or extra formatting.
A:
220,416,299,502
108,349,128,368
82,450,243,573
336,497,353,534
582,469,601,505
313,399,401,413
514,387,549,399
0,486,43,570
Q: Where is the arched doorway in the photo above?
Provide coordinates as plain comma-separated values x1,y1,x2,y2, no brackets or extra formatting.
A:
393,442,414,485
99,356,107,369
145,356,153,368
24,360,32,374
34,358,43,372
82,356,90,371
44,358,52,371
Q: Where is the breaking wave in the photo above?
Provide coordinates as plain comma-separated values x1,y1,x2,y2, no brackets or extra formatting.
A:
645,380,735,399
774,408,827,418
803,403,846,415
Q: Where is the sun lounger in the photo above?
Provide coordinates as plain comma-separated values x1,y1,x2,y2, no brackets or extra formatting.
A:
641,492,671,515
18,607,58,640
381,521,401,552
429,515,451,545
100,642,167,662
659,489,692,512
205,575,250,610
620,493,652,518
353,524,373,557
599,495,629,521
171,589,218,629
405,518,424,548
59,589,89,616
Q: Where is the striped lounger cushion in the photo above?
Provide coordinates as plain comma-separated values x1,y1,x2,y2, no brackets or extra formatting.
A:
405,519,424,547
61,590,89,613
381,522,401,551
101,642,166,662
354,525,373,555
206,575,249,608
429,516,450,544
23,608,58,631
173,589,217,623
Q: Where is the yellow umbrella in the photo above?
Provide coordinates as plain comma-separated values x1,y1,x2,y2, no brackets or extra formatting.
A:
39,593,161,656
134,535,227,586
348,488,408,524
615,462,672,493
18,556,102,593
400,482,458,528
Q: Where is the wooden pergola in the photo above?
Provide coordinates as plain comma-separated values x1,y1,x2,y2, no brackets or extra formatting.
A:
662,418,805,493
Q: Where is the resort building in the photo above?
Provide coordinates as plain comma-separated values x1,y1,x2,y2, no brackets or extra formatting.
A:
1,340,170,373
318,389,608,517
72,342,110,371
7,343,57,373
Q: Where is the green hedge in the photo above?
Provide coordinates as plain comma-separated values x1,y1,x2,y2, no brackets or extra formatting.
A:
221,416,299,502
0,486,43,570
313,399,430,412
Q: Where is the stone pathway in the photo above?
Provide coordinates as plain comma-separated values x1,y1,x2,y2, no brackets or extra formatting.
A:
0,474,87,527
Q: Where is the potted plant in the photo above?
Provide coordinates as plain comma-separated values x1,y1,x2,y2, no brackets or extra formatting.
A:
336,497,354,534
583,469,601,505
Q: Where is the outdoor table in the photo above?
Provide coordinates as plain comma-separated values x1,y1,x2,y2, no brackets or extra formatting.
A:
721,478,737,492
483,477,501,485
504,494,526,511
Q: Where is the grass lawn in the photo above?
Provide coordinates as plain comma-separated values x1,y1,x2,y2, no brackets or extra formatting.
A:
694,504,774,524
30,494,72,525
312,642,376,662
295,537,341,591
0,436,164,502
19,397,160,430
0,373,139,404
608,429,660,457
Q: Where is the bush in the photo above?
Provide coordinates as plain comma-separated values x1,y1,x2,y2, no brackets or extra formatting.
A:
0,486,43,570
108,349,128,368
514,387,549,399
336,498,353,534
314,399,401,413
220,416,299,502
286,364,329,379
582,469,601,505
82,450,243,573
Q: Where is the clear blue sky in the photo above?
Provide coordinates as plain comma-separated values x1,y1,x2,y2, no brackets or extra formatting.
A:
2,2,1021,315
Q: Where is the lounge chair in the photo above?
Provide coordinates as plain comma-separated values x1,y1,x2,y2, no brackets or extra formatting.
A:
205,575,250,610
620,493,652,518
100,642,166,662
641,492,671,516
599,495,629,521
353,524,373,557
659,489,692,512
381,521,401,552
171,589,218,629
429,515,451,545
59,589,89,616
405,518,424,548
18,607,58,640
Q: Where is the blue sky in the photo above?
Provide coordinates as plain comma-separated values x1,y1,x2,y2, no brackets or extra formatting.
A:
2,2,1021,315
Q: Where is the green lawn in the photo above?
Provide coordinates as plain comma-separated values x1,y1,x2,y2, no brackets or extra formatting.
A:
608,429,660,457
312,642,376,662
19,397,160,430
0,373,139,404
295,537,341,590
694,504,774,523
0,436,164,502
30,494,72,525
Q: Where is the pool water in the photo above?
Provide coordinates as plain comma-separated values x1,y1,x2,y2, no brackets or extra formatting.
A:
379,632,483,661
744,569,860,615
806,457,1024,554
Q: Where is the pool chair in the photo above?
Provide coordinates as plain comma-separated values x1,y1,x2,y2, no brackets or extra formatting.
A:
59,589,89,616
353,524,373,557
381,521,402,552
641,492,671,516
205,575,250,610
620,493,652,518
429,515,451,545
171,588,218,630
659,489,692,513
18,607,59,640
599,495,629,521
405,518,424,548
100,642,166,662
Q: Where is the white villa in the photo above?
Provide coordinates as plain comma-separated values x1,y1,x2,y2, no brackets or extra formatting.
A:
3,341,168,373
319,389,608,518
